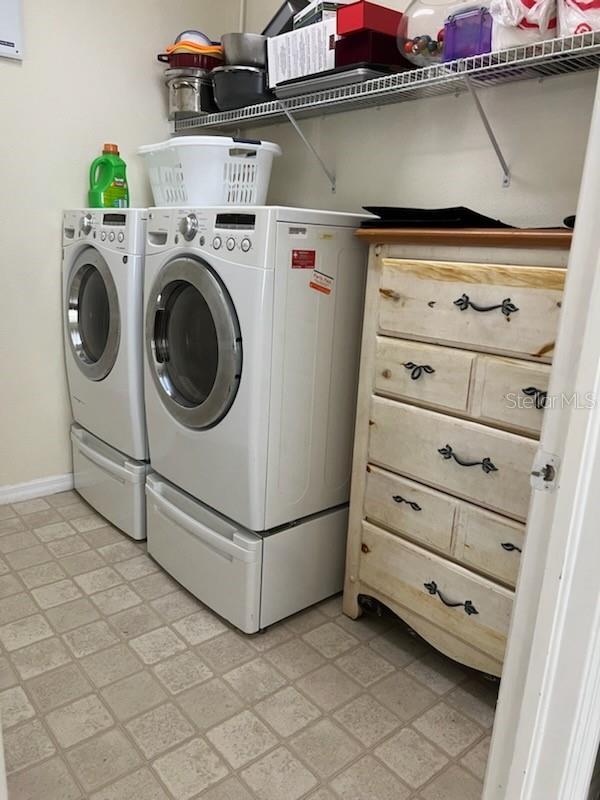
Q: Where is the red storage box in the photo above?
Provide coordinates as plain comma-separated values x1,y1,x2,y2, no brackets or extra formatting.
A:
337,1,403,36
335,30,411,67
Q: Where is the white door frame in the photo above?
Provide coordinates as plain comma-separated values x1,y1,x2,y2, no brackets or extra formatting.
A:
484,72,600,799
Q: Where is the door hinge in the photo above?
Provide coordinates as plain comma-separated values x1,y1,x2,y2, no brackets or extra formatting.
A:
531,450,559,492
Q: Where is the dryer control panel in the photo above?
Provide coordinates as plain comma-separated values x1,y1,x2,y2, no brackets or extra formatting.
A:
63,209,147,256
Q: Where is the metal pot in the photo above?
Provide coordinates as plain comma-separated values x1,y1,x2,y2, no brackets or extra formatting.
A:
221,33,267,68
212,66,272,111
165,68,217,120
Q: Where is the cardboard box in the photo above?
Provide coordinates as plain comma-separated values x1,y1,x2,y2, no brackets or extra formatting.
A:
293,0,353,29
267,18,338,87
337,1,403,37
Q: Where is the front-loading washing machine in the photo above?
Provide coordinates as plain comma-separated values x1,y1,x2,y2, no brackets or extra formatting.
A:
62,209,150,539
143,206,368,631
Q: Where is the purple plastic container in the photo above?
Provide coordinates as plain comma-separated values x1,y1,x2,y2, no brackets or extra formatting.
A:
442,7,492,62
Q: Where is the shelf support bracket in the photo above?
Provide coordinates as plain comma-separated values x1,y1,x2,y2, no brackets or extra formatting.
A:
278,102,336,193
465,77,511,188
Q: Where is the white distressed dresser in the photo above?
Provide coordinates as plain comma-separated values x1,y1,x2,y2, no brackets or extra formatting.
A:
344,228,571,676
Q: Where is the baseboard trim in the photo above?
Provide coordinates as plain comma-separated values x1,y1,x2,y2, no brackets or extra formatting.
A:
0,474,74,505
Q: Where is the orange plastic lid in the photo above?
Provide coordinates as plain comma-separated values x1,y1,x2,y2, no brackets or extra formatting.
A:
103,143,119,155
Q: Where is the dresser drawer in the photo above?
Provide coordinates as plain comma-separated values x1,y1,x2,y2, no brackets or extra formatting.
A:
364,466,457,554
369,397,537,521
456,505,525,588
374,337,475,414
359,522,513,665
378,259,565,362
473,356,550,436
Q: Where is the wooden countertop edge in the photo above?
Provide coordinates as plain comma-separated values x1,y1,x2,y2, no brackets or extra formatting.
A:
355,228,573,249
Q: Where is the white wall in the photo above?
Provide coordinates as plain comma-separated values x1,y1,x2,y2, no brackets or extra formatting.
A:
0,0,238,488
243,0,594,226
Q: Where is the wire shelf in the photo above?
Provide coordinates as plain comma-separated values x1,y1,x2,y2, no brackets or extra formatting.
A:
175,32,600,131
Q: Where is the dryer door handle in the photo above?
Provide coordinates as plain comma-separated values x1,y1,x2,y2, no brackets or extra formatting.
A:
146,484,259,564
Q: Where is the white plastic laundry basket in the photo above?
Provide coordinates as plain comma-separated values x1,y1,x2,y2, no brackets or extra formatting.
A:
138,136,282,206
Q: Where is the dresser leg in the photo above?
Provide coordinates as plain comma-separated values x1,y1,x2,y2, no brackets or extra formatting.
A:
342,584,362,619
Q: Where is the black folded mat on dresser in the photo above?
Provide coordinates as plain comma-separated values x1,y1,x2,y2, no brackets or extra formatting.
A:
361,206,514,229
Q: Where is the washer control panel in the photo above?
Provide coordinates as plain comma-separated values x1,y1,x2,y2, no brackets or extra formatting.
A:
63,210,147,255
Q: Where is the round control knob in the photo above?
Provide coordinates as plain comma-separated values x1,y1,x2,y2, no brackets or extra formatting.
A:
117,232,124,243
100,232,107,242
213,236,222,250
179,214,198,242
108,232,115,242
226,237,236,252
79,214,93,236
241,238,252,253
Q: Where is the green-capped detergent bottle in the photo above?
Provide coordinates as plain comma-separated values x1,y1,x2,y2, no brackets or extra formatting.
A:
88,144,129,208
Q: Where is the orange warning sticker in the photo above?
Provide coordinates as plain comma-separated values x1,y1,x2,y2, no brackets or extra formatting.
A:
310,269,334,296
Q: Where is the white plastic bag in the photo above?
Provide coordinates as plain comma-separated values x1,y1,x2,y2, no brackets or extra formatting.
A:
490,0,557,49
558,0,600,36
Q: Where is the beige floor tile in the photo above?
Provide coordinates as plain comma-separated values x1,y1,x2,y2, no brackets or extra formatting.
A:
286,607,327,635
89,767,170,800
90,584,141,616
97,540,143,564
0,505,16,520
413,702,483,757
335,612,392,642
369,625,427,667
199,776,253,800
176,678,244,731
0,592,38,624
47,535,90,558
114,555,159,581
0,685,35,727
153,737,229,799
241,746,317,800
0,657,17,689
335,645,395,687
405,650,468,695
12,499,50,516
7,755,82,800
81,526,124,548
11,637,72,680
32,578,82,609
223,657,287,704
420,764,483,800
0,517,26,536
331,754,411,800
375,727,449,789
71,513,106,533
26,663,93,713
0,613,53,651
18,561,65,589
371,670,437,722
80,643,144,688
151,590,203,623
197,630,255,673
207,709,277,769
45,597,101,633
0,557,10,576
129,626,187,665
34,521,76,543
66,728,142,792
289,718,362,779
295,664,361,712
173,609,228,646
126,701,195,758
108,604,163,639
5,544,53,571
58,501,94,521
318,594,343,617
306,789,336,800
303,622,359,659
64,620,119,657
246,622,293,653
131,571,178,600
20,509,62,530
74,566,122,595
46,693,114,747
264,638,325,680
0,573,24,599
461,735,491,781
101,670,167,721
154,651,213,694
46,491,80,508
255,685,321,737
447,678,498,729
4,718,56,773
59,550,105,577
333,693,400,747
0,531,38,554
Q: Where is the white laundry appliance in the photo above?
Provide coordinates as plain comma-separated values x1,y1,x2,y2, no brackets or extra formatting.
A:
143,206,368,632
62,209,149,540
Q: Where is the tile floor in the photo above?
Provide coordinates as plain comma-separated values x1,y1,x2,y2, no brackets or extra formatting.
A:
0,492,498,800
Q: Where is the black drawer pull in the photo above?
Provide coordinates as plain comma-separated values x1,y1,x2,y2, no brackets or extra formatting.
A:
402,362,435,381
424,581,479,616
392,494,422,512
522,386,548,409
501,542,522,553
454,293,519,320
438,444,498,474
